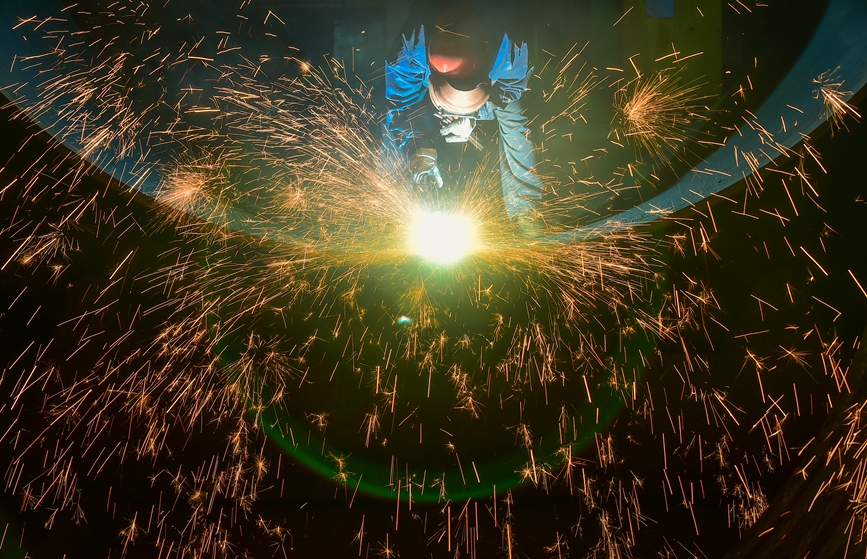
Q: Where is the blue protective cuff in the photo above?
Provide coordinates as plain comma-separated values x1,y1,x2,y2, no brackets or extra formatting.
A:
385,25,431,150
489,34,532,104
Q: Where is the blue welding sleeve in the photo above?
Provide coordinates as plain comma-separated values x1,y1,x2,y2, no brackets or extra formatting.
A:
494,97,543,218
384,26,433,153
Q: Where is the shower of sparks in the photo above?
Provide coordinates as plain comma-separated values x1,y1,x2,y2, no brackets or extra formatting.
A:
153,158,233,229
813,68,861,134
0,3,863,559
611,66,712,165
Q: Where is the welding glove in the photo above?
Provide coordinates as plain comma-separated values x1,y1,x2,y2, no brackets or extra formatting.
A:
409,147,443,188
440,116,476,143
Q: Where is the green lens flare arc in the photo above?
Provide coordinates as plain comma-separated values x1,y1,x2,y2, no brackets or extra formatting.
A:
209,249,667,503
258,388,630,503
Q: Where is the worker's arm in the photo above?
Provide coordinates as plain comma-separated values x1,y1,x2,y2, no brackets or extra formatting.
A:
495,98,543,218
384,26,443,188
489,35,543,218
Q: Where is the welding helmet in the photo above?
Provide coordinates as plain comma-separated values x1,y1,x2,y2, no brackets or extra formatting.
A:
427,7,492,115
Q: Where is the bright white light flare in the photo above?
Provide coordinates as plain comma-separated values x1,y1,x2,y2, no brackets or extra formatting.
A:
409,211,475,264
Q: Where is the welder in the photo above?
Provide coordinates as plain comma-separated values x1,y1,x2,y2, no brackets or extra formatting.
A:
383,7,544,238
